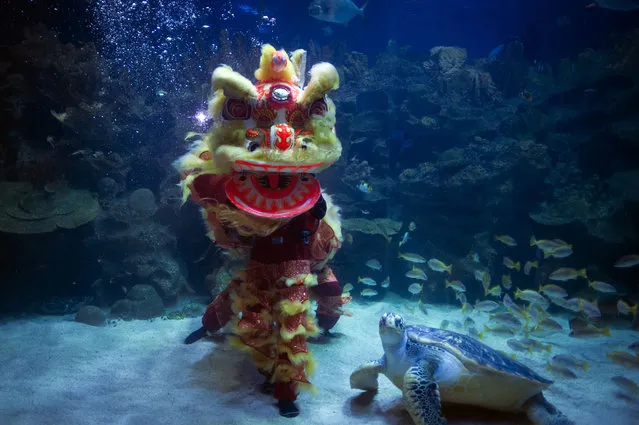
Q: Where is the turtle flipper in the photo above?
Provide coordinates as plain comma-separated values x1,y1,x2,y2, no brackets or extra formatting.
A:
524,393,575,425
402,361,447,425
350,358,385,391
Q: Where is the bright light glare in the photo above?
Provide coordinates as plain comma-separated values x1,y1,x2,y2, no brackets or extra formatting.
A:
195,111,208,124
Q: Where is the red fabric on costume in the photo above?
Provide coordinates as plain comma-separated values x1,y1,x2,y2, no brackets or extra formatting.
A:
274,382,297,401
189,174,231,206
250,212,319,264
201,281,237,332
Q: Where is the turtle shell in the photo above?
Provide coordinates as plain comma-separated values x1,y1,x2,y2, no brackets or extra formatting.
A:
406,325,552,385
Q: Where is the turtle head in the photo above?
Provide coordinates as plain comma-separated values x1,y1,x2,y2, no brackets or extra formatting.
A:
379,313,407,349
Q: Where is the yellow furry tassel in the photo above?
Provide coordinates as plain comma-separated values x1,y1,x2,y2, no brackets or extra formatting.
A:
299,62,339,106
304,354,317,377
272,357,316,382
212,65,257,100
254,44,297,83
230,285,261,315
283,273,318,288
297,381,317,395
279,323,319,342
278,300,311,316
277,345,315,367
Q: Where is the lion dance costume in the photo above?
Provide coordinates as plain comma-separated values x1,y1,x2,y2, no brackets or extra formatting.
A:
174,44,351,417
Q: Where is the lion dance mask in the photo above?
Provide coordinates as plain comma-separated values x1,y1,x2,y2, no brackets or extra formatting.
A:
174,44,351,417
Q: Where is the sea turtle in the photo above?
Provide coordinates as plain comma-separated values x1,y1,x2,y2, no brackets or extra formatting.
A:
350,313,574,425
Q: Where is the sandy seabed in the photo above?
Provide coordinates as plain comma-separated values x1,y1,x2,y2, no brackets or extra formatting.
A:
1,293,638,425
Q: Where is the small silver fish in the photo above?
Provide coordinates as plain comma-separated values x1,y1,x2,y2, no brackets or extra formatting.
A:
614,254,639,268
427,258,452,274
380,276,390,288
398,252,426,263
467,327,483,340
553,297,581,312
588,0,639,12
551,355,589,372
617,300,638,316
569,326,610,338
544,245,573,259
537,317,563,331
474,300,500,312
408,283,423,295
578,299,601,320
399,231,410,247
523,260,538,276
546,362,577,379
357,277,377,286
549,268,587,281
507,339,532,353
365,259,382,271
360,288,378,297
539,284,568,299
588,280,616,294
484,325,515,337
445,279,466,292
405,267,428,281
490,312,522,328
611,376,639,396
519,337,552,353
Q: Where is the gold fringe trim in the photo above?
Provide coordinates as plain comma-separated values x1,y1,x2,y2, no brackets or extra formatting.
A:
278,344,316,369
283,273,318,288
280,324,309,341
297,381,318,396
278,300,311,316
271,354,316,382
229,284,260,314
304,355,317,377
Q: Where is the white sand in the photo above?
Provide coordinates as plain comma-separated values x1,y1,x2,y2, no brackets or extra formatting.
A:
1,294,637,425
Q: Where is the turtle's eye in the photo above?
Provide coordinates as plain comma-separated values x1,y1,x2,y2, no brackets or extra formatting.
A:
394,317,403,329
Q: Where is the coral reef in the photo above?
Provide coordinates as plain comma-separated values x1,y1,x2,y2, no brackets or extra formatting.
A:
110,284,165,320
0,181,99,233
87,188,186,306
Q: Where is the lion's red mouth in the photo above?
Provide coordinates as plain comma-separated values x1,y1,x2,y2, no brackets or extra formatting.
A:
225,172,321,219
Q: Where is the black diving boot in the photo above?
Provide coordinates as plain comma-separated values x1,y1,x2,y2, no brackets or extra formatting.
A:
277,399,299,418
260,378,274,395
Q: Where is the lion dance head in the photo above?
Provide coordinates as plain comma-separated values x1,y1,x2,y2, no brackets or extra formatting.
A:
174,44,342,228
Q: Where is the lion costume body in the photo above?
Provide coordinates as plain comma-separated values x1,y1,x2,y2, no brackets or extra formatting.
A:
174,44,350,417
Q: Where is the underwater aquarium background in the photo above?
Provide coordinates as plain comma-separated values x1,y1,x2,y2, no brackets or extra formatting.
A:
1,0,639,423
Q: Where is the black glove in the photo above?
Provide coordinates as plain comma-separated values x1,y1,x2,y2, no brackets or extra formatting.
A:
310,194,326,220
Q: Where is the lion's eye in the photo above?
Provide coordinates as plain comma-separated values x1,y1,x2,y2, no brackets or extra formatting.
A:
246,140,260,152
